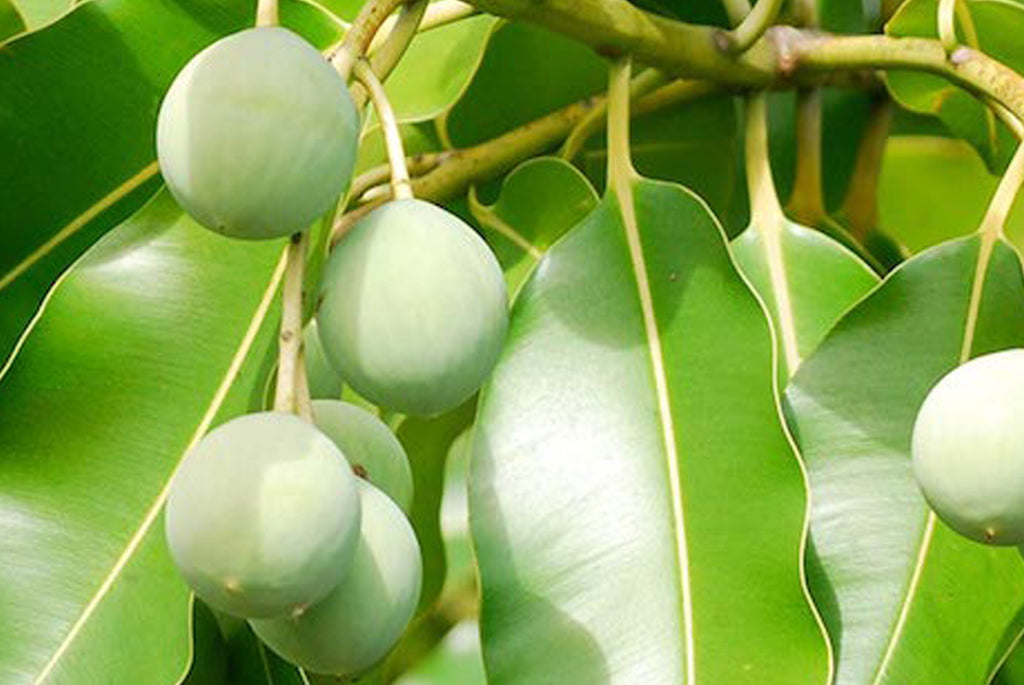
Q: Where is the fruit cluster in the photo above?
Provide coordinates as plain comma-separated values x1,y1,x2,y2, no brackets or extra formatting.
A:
157,26,508,677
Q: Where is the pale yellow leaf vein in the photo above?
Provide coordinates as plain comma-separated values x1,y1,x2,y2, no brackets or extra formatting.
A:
613,176,696,683
0,161,160,294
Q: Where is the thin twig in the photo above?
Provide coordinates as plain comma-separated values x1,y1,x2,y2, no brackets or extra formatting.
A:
354,59,414,200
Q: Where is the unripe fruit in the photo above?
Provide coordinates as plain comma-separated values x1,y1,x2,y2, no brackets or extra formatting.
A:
912,349,1024,545
157,27,358,239
312,400,414,512
251,482,422,675
317,199,508,415
305,321,344,400
165,412,361,618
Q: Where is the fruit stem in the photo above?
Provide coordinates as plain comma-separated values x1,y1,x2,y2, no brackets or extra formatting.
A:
331,0,410,80
255,0,278,27
560,68,670,162
606,57,637,192
978,141,1024,241
275,232,314,421
354,59,414,201
787,88,826,226
368,0,429,80
725,0,785,54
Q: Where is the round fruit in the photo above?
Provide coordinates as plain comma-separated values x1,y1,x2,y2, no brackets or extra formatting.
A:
312,400,414,512
912,349,1024,545
317,199,508,415
305,321,344,400
251,481,422,675
165,412,361,618
156,27,358,239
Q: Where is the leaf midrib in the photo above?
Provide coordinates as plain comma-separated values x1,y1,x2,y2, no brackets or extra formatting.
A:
610,176,696,683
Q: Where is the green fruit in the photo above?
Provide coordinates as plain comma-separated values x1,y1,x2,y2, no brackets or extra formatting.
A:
312,400,414,512
156,27,358,239
251,481,422,675
305,321,344,400
317,199,508,415
912,349,1024,545
165,412,361,618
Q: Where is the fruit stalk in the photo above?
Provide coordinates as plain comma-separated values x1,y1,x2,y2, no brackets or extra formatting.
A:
354,59,414,200
368,0,429,82
331,0,413,79
275,232,313,421
256,0,278,28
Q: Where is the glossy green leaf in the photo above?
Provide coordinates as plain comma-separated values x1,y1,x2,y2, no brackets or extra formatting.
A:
471,176,832,683
886,0,1024,171
0,191,289,684
443,21,607,148
879,135,1024,253
785,234,1024,685
995,640,1024,684
732,220,879,379
385,15,497,123
470,157,599,295
0,0,24,41
0,0,341,363
10,0,68,30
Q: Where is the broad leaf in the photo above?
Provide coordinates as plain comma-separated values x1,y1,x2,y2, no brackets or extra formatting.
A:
733,221,879,379
0,0,341,363
385,15,497,123
785,234,1024,685
886,0,1024,171
471,176,832,683
733,94,880,380
879,135,1024,253
9,0,67,30
996,640,1024,684
470,157,598,294
0,191,289,683
0,0,24,41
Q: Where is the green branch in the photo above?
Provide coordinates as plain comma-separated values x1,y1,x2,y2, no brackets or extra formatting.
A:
466,0,1024,124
